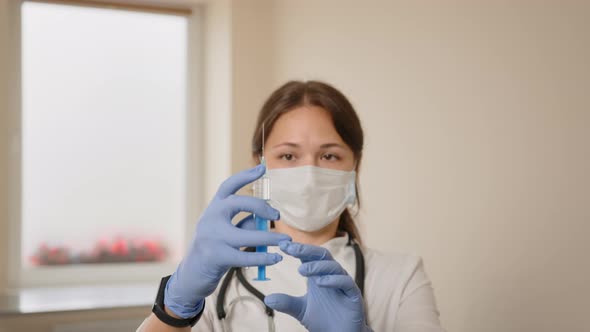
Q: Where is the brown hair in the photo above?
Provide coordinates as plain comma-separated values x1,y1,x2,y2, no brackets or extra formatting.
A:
251,80,365,243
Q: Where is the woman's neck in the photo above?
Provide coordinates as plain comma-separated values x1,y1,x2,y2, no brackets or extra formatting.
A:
273,219,340,246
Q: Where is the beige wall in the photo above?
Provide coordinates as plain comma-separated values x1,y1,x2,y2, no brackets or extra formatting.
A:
230,0,275,172
263,1,590,331
0,0,10,291
0,0,22,291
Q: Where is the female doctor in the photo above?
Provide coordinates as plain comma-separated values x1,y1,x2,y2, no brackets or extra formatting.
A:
138,81,445,332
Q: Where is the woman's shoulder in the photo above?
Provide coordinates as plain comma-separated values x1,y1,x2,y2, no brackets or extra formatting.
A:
361,247,444,331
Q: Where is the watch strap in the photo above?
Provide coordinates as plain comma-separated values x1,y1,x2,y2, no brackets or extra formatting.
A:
152,275,204,328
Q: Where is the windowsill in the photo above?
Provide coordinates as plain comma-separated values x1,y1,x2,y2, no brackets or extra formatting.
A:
0,282,156,316
18,262,178,287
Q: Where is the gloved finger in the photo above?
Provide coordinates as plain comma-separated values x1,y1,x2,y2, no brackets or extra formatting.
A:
220,250,283,268
224,195,279,220
278,241,333,263
298,260,347,277
234,214,256,230
215,164,265,199
315,275,361,300
264,293,306,321
226,227,291,247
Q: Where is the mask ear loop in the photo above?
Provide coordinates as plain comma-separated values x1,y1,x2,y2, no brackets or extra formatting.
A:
260,122,265,164
351,160,359,172
350,160,361,214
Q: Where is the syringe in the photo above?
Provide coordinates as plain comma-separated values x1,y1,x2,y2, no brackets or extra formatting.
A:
253,123,271,281
253,156,271,281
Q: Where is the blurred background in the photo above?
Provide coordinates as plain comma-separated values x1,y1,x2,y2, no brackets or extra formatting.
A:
0,0,589,331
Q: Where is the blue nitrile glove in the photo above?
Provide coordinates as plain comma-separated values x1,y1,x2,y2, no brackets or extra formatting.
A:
264,241,372,332
165,164,291,318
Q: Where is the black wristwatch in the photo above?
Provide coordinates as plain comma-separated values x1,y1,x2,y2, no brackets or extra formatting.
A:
152,275,204,328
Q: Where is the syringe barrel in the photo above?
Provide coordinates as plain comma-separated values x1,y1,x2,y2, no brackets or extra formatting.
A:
253,176,270,201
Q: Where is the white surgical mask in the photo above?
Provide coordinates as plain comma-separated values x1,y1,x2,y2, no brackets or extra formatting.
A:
267,165,356,232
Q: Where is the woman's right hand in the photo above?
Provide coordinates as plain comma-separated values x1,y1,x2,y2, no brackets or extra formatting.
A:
164,164,291,318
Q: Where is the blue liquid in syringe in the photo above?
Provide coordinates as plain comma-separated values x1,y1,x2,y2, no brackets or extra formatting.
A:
253,160,271,281
254,215,270,280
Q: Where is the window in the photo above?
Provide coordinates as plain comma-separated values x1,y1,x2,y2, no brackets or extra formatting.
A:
20,1,191,282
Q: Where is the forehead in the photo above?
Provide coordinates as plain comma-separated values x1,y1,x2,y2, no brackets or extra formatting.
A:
267,105,345,144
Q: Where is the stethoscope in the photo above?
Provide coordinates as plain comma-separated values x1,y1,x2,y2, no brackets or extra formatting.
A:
215,232,366,332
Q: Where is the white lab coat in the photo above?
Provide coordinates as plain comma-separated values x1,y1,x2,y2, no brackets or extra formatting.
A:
138,235,446,331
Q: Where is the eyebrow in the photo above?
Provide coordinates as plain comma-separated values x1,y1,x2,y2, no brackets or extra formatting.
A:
319,143,346,149
272,142,299,149
271,142,346,149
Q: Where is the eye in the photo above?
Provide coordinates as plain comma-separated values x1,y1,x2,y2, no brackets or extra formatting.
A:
321,153,340,161
280,153,294,161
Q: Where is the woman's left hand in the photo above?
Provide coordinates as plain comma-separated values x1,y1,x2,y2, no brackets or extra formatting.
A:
264,241,373,332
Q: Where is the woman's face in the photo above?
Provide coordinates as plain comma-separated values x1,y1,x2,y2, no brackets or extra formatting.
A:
264,105,355,171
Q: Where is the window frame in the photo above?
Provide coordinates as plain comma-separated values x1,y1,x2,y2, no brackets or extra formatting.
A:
6,0,205,288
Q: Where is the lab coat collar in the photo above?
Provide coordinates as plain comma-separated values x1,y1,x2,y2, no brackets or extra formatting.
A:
320,234,350,256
